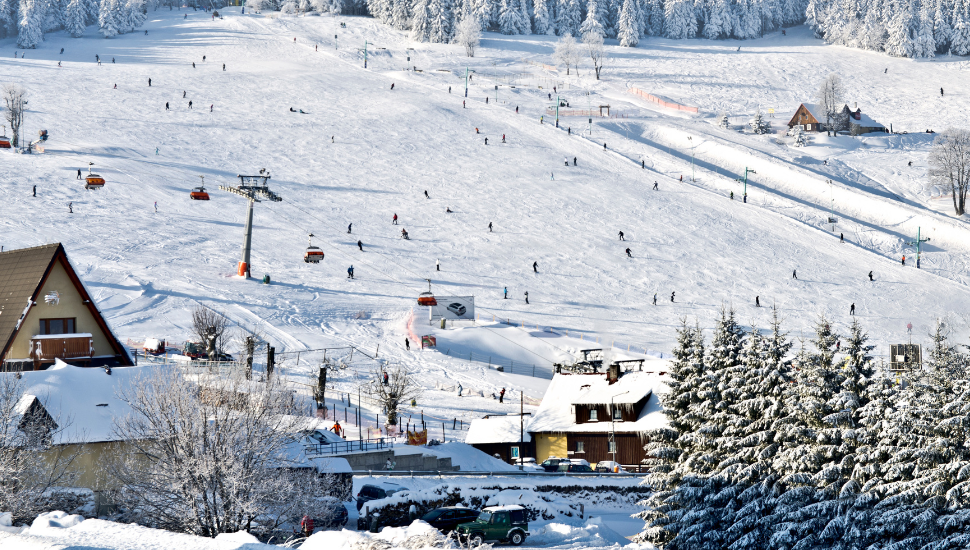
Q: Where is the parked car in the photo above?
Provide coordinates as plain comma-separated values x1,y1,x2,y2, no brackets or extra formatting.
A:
355,482,406,511
421,506,480,534
456,505,529,546
515,458,544,472
557,462,593,473
447,302,466,316
594,460,625,473
540,457,567,472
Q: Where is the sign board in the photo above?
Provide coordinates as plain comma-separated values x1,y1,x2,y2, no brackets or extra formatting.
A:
511,446,520,459
421,335,436,348
429,296,475,321
890,344,921,371
407,429,428,446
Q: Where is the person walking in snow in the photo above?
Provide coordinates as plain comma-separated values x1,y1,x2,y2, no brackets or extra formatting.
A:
850,303,855,315
618,231,624,241
192,62,195,68
347,265,354,279
524,291,529,304
573,157,577,166
405,338,410,351
76,169,82,179
670,291,675,302
792,269,797,279
565,157,569,167
499,388,505,403
165,102,170,110
391,83,394,90
653,181,658,190
154,201,158,213
625,248,632,257
436,259,440,271
32,185,36,197
424,190,429,199
457,383,463,396
941,87,944,97
148,78,151,86
532,261,538,273
393,213,398,225
357,240,363,251
503,287,508,299
347,223,352,234
755,296,760,307
68,202,73,213
840,233,844,243
188,100,193,109
653,293,657,305
502,134,505,143
484,137,488,145
488,222,493,232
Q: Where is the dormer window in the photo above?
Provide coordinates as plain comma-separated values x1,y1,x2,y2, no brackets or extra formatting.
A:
588,409,598,422
613,407,622,421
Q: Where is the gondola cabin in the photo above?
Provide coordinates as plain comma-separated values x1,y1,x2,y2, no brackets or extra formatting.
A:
0,135,10,149
304,246,324,263
189,187,210,200
84,174,105,190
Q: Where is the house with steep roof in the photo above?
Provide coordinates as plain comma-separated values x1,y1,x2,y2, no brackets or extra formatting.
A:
526,366,668,469
788,103,886,135
0,243,132,371
466,413,534,464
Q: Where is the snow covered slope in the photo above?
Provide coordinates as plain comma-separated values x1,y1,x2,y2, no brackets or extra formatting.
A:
3,13,970,417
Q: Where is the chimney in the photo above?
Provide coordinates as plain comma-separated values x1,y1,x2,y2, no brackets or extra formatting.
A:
854,102,858,109
607,363,620,385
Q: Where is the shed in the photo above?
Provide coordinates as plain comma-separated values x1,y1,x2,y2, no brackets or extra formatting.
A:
466,414,534,464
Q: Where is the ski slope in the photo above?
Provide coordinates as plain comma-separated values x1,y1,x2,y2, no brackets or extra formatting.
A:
3,11,970,420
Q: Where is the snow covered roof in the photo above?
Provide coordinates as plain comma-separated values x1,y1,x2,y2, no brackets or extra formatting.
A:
466,415,532,444
527,372,669,434
848,109,885,128
9,360,160,444
797,102,824,121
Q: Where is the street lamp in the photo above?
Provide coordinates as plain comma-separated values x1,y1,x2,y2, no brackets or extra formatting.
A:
687,137,695,182
609,390,629,463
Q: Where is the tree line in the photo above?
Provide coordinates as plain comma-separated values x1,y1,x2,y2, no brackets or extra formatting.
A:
636,308,970,549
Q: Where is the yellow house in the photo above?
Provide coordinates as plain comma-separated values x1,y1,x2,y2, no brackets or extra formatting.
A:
0,243,132,371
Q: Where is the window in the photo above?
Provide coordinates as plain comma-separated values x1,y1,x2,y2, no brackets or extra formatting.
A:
510,510,525,523
511,446,520,459
613,407,623,421
576,441,584,453
588,409,598,421
608,440,617,454
39,318,75,335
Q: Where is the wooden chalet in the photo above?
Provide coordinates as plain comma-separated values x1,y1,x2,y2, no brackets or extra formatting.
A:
466,413,535,464
0,243,132,371
526,366,667,469
789,103,887,135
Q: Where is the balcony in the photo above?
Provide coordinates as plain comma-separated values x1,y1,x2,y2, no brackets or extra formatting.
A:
29,333,95,368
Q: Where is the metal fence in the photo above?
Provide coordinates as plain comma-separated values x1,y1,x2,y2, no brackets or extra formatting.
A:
306,438,393,457
439,347,554,380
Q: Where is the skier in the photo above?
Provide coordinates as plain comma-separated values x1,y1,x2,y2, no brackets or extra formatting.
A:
573,157,577,166
348,265,354,279
756,296,760,307
850,303,855,315
446,207,452,213
113,84,117,89
642,160,645,169
405,338,410,351
449,86,451,93
76,169,82,179
463,100,466,108
670,291,675,302
401,228,409,239
652,293,657,305
59,48,63,54
155,147,159,155
503,287,508,299
393,213,398,224
941,87,944,97
840,233,844,243
457,383,463,396
183,91,187,98
486,97,489,104
533,261,538,273
188,100,193,109
603,143,607,150
68,202,73,213
625,248,632,257
565,158,569,166
210,105,213,112
290,107,297,112
502,135,505,143
568,128,571,135
424,190,429,199
619,231,624,241
731,191,734,200
203,55,206,62
551,172,554,180
436,259,440,271
148,78,151,86
499,388,505,403
154,202,158,213
902,256,906,266
347,223,352,233
192,62,195,68
357,240,363,251
484,137,488,145
836,340,841,351
32,185,36,197
792,269,797,279
868,270,873,281
515,106,519,113
653,181,659,190
112,58,115,63
57,61,60,67
524,291,529,304
223,64,226,71
391,83,394,90
165,102,170,110
488,222,493,232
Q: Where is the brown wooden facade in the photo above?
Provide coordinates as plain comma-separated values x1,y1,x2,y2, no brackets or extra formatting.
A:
574,394,649,424
788,104,822,131
565,433,647,466
471,441,536,464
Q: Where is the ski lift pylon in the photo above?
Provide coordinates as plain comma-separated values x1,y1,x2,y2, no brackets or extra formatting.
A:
418,278,437,306
304,233,324,263
84,162,105,189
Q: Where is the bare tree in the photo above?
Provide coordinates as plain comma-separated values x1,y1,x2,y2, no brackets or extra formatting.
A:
455,16,480,57
582,30,606,80
3,84,26,148
815,73,846,135
368,364,420,427
0,373,81,524
108,367,340,538
929,128,970,216
554,34,581,76
192,305,230,361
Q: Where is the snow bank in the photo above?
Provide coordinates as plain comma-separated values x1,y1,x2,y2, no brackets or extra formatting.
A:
29,511,85,532
406,442,521,471
302,521,445,550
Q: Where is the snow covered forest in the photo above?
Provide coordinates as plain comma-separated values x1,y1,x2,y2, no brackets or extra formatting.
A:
638,309,970,548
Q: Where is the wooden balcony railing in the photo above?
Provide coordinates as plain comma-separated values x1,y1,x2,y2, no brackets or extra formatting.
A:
29,333,95,368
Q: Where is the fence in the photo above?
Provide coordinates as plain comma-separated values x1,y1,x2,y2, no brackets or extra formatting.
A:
628,88,699,114
544,108,635,119
305,437,393,456
439,347,554,380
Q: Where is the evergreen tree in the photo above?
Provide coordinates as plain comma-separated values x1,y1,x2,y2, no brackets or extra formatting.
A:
749,108,771,134
367,0,391,23
0,0,16,39
390,0,411,29
17,0,43,48
64,0,84,36
952,0,970,54
555,0,580,34
497,0,524,32
426,0,454,41
516,0,531,33
410,0,430,40
663,0,696,38
703,0,732,38
579,0,606,36
617,0,638,45
532,0,555,33
642,0,663,34
97,0,117,36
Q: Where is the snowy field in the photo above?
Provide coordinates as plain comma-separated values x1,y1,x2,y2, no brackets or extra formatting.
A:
5,10,970,448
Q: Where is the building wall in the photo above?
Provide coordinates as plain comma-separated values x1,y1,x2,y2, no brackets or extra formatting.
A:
35,441,140,491
471,442,536,464
566,433,647,466
6,261,116,362
535,433,567,462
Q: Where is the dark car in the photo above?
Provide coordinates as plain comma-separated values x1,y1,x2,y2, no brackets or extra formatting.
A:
557,463,593,473
540,457,566,472
456,505,529,546
421,506,481,534
355,483,406,511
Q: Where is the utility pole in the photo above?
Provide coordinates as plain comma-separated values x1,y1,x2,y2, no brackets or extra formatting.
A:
465,67,469,97
688,137,695,182
519,390,524,471
364,40,368,68
907,227,931,269
586,90,593,136
334,33,338,50
220,171,282,278
825,178,836,231
609,390,629,463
